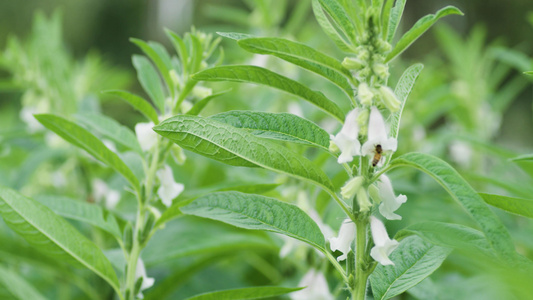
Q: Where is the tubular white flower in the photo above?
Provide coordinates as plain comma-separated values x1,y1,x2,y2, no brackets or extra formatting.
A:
340,176,364,200
291,269,333,300
331,109,361,164
135,122,158,152
377,175,407,220
370,216,399,266
361,107,397,166
156,165,184,207
135,258,155,299
329,219,356,261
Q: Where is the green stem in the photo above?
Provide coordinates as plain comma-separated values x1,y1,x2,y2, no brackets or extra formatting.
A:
353,217,369,300
325,251,348,283
124,209,145,299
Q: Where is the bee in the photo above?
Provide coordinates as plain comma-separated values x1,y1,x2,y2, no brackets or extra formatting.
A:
372,144,383,167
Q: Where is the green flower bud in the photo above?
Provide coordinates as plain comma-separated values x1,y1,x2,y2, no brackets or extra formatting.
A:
379,86,401,112
342,57,365,70
368,184,382,204
376,38,392,53
356,108,370,127
171,144,187,165
358,83,374,106
373,63,390,80
357,188,372,212
329,140,340,153
341,176,365,200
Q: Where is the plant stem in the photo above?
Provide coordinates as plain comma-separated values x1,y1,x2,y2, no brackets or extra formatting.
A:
124,208,145,299
353,217,369,300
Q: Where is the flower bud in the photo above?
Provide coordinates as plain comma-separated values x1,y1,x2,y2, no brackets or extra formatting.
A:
357,188,372,212
357,48,370,62
356,108,370,128
341,176,364,200
368,184,382,204
171,144,187,165
192,85,212,99
376,38,392,53
373,63,390,80
329,139,340,154
358,83,374,106
379,86,401,112
342,57,365,70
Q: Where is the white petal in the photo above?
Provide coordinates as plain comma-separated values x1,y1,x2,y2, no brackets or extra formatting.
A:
370,216,399,266
105,190,121,210
135,258,155,296
291,270,333,300
135,122,158,152
156,165,184,207
361,107,397,157
377,175,407,220
329,219,356,261
308,209,335,240
92,179,108,203
332,109,361,163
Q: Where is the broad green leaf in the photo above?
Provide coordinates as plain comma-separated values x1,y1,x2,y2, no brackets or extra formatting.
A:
132,55,166,112
192,66,345,122
182,191,326,250
35,114,140,191
406,278,439,300
131,38,175,99
312,0,354,52
0,266,48,300
186,89,232,116
0,187,120,294
389,63,424,139
36,195,123,239
385,0,406,43
388,153,515,259
154,115,334,191
185,286,303,300
480,193,533,219
386,6,463,62
316,0,357,43
210,111,331,151
143,216,276,265
76,113,143,154
370,235,451,300
103,90,159,124
237,37,353,95
216,32,254,41
216,183,280,194
396,222,494,257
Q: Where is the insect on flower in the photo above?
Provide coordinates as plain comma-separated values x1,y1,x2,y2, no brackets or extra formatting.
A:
372,144,383,167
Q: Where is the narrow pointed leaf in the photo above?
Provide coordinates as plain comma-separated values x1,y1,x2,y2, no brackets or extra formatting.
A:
480,193,533,219
186,89,232,116
154,115,334,191
103,90,159,124
35,114,140,191
185,286,303,300
312,0,354,52
316,0,357,43
165,29,189,73
216,32,254,41
192,65,345,121
181,191,326,251
386,6,463,62
132,55,166,112
0,187,120,294
210,111,331,151
370,235,452,300
388,153,515,259
76,112,143,154
237,37,353,95
0,266,48,300
511,153,533,162
389,63,423,139
385,0,406,43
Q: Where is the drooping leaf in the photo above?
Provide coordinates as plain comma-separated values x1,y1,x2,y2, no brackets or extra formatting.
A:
311,0,354,52
154,115,334,192
210,111,331,151
181,191,326,251
385,0,406,43
480,193,533,219
103,90,159,124
34,114,141,192
237,37,353,96
370,235,451,300
386,6,463,62
76,112,143,154
186,89,232,116
0,266,48,300
132,55,166,112
0,187,120,294
316,0,357,44
388,153,515,259
185,286,303,300
192,65,345,122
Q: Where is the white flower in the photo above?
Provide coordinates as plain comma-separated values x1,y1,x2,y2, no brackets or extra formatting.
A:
329,219,356,262
291,269,333,300
331,109,361,164
370,216,399,266
340,176,364,200
358,83,374,106
361,106,397,166
135,258,155,299
135,122,158,152
92,179,121,210
377,175,407,220
156,165,184,207
449,140,473,168
20,106,43,133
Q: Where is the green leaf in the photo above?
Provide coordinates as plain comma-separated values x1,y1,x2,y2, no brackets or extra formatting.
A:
36,195,123,240
480,193,533,219
370,235,451,300
165,29,189,73
76,112,143,154
131,38,175,99
154,115,334,191
192,65,345,122
386,6,463,62
103,90,159,124
312,0,354,52
181,191,326,251
0,187,120,294
132,55,166,112
525,71,533,76
237,37,353,96
511,153,533,162
385,0,406,43
186,89,232,116
185,286,303,300
316,0,357,44
210,111,331,151
216,32,254,41
35,114,141,192
388,153,515,259
0,266,48,300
